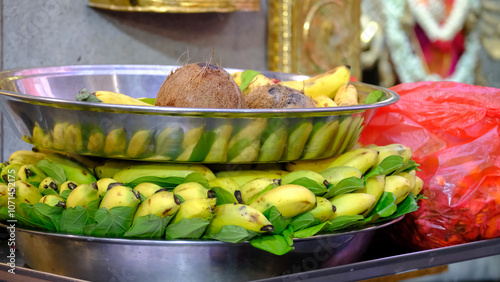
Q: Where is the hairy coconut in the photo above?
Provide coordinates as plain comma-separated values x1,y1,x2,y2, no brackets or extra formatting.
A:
245,83,316,109
155,63,247,109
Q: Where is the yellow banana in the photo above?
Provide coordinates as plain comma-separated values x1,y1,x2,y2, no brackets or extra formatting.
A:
208,177,241,203
302,119,339,159
154,126,183,159
0,183,8,208
239,177,281,204
39,195,66,208
384,175,412,204
8,150,46,166
126,130,154,158
65,183,99,209
104,127,127,157
205,203,274,235
281,65,351,99
86,127,106,154
63,124,84,153
249,184,317,218
371,146,400,166
283,120,313,161
309,196,336,222
412,176,424,196
374,144,413,164
38,177,60,194
281,170,328,188
334,83,358,106
44,153,97,184
96,178,121,197
214,170,289,187
231,71,243,86
133,190,181,221
34,147,101,170
32,123,50,148
398,170,416,193
329,192,376,218
173,182,214,201
176,125,206,162
94,159,137,179
1,163,22,184
319,166,363,187
325,116,353,156
258,121,287,162
357,175,386,204
133,182,164,199
59,180,79,195
51,122,70,151
227,119,267,162
240,73,275,95
204,123,234,162
94,90,153,106
326,148,379,174
13,181,44,216
112,163,216,187
313,95,338,107
170,198,216,224
99,185,141,210
17,164,47,188
285,155,340,172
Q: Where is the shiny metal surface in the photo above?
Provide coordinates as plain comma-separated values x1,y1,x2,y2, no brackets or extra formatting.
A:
10,217,402,281
0,65,399,163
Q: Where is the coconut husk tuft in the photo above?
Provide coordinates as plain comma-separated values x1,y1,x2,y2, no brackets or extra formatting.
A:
155,63,247,109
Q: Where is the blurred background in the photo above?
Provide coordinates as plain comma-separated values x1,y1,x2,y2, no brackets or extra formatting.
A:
0,1,499,281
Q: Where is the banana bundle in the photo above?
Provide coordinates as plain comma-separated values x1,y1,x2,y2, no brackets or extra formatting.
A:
0,143,423,255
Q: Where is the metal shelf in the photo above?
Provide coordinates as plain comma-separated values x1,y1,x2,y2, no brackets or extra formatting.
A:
1,233,500,281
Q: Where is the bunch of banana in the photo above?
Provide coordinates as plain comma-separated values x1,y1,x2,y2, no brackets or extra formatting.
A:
280,65,351,99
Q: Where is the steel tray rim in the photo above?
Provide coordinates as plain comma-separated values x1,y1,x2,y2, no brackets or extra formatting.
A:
2,216,403,246
0,64,400,118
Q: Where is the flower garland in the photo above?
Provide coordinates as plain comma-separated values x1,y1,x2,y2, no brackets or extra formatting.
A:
408,0,470,42
382,0,481,83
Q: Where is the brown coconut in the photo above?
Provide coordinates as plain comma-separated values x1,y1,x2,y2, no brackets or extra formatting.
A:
245,83,316,109
155,63,247,109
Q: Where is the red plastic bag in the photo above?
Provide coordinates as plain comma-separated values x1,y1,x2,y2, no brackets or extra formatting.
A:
359,81,500,250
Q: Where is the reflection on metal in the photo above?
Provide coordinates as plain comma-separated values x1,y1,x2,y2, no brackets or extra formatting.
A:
88,0,259,13
268,0,362,78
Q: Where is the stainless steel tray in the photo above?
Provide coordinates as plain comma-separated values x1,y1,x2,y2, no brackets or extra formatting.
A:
7,217,402,281
0,65,399,163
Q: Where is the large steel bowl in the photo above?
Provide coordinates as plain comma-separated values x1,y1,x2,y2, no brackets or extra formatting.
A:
0,65,399,163
9,216,402,281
